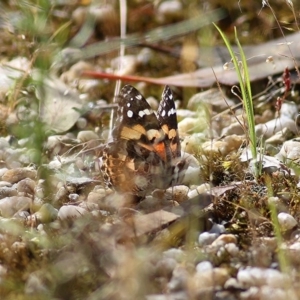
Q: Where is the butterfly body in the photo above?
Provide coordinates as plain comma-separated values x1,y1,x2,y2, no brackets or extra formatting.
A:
101,85,186,197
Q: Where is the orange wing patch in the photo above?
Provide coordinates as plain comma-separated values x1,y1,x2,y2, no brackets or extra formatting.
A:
153,142,167,161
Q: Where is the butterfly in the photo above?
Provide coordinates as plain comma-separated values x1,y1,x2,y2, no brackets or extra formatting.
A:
101,85,187,198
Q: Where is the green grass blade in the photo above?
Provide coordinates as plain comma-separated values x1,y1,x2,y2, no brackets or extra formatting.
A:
214,24,258,176
234,28,256,159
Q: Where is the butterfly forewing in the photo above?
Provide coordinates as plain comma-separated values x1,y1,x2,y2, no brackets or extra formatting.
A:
113,85,162,142
157,85,181,159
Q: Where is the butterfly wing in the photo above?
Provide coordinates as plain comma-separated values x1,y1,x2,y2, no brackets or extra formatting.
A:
102,85,168,196
157,85,181,160
113,85,159,140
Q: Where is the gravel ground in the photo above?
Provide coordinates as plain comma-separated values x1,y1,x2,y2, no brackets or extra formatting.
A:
1,1,300,300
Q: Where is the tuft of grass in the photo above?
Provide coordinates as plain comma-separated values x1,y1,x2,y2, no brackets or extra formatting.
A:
214,25,258,177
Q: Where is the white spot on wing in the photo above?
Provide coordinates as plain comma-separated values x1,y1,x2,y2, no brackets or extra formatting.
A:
127,110,134,118
127,103,131,107
139,109,151,118
161,110,166,117
168,108,176,116
136,95,142,100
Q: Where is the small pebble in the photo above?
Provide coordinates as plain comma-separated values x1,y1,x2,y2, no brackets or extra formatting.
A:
224,277,242,290
34,203,58,223
111,55,138,75
45,136,62,155
0,168,11,179
211,234,237,248
282,241,300,265
201,135,243,156
16,178,36,196
58,205,90,221
224,243,239,256
0,138,10,150
265,127,295,146
163,248,185,262
157,0,183,23
0,196,31,217
240,286,298,300
13,210,30,220
178,117,205,135
137,48,153,66
209,223,226,234
196,261,213,273
189,268,230,291
68,193,79,202
155,257,177,278
256,115,297,139
77,130,99,142
187,88,235,112
87,189,106,204
0,186,17,199
165,185,189,203
0,180,11,187
237,267,290,289
2,168,36,184
167,266,189,292
277,212,297,231
276,139,300,162
54,186,68,203
280,102,298,119
187,183,211,199
76,117,87,129
48,159,62,170
181,165,202,186
198,232,218,246
221,122,245,136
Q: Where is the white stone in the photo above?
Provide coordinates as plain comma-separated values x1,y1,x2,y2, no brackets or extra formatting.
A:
163,248,184,262
209,223,226,234
256,115,297,139
77,130,99,142
58,205,90,221
190,268,230,290
187,183,211,199
277,212,297,231
0,196,31,217
237,267,290,289
225,243,239,256
276,139,300,161
157,0,183,23
198,232,218,246
196,261,213,273
259,286,298,300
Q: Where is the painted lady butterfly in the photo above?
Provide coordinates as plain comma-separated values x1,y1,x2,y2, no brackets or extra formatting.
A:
101,85,187,198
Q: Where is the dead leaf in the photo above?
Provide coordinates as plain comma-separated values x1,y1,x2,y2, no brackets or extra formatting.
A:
38,77,83,133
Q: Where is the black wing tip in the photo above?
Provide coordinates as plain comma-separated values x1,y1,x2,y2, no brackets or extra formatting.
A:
120,84,135,94
162,85,174,100
162,85,171,95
